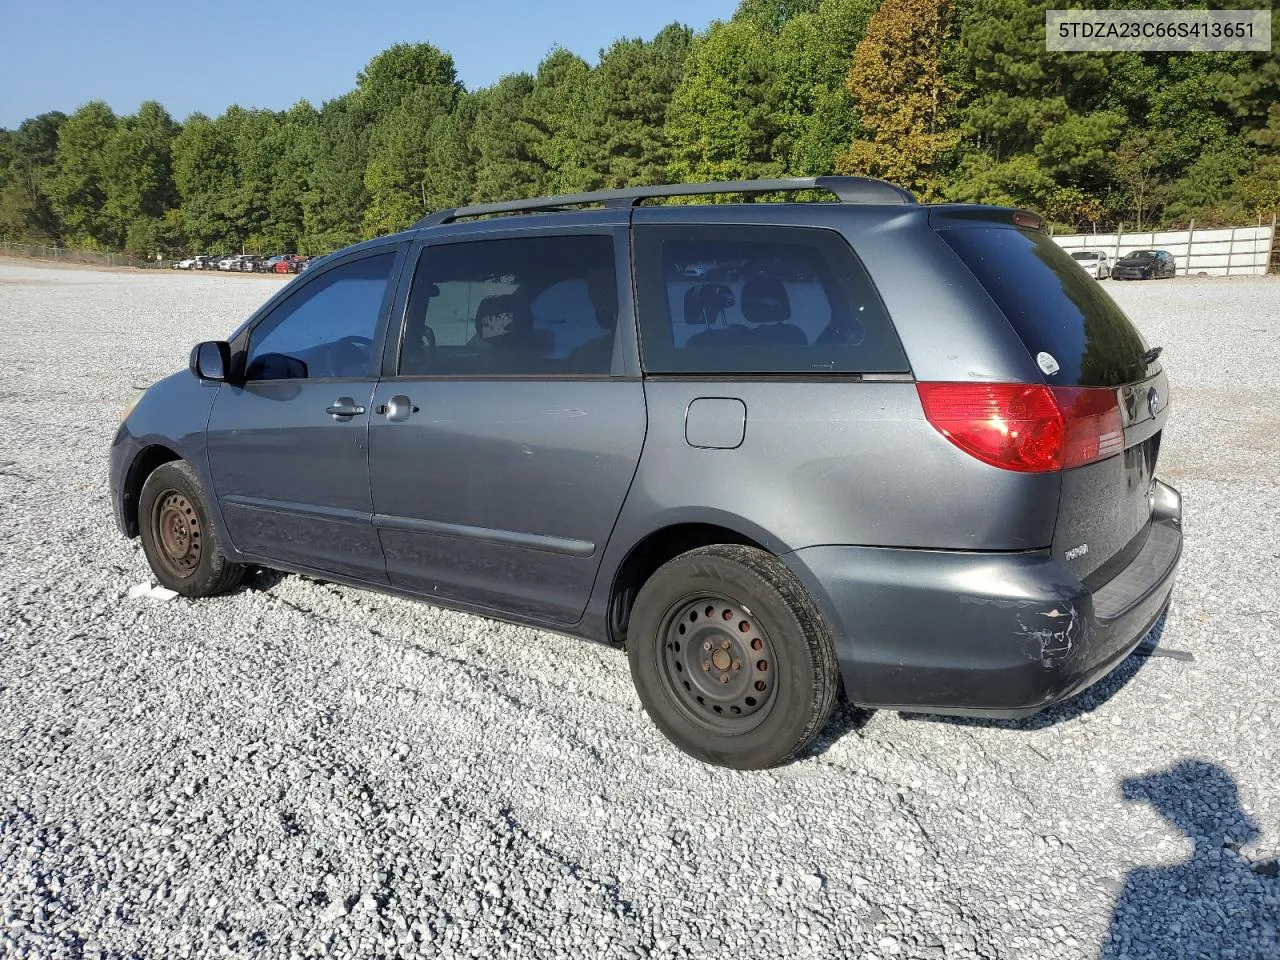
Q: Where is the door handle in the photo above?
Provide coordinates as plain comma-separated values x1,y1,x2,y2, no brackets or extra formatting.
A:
376,395,418,422
326,398,366,421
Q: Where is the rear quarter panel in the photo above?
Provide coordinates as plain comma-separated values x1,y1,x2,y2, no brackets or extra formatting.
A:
611,380,1060,553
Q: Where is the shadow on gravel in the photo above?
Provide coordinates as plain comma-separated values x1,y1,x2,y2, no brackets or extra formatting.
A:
801,693,875,760
899,616,1170,733
242,567,289,592
1101,760,1279,959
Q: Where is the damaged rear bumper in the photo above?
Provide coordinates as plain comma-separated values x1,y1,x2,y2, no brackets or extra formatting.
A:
783,480,1183,718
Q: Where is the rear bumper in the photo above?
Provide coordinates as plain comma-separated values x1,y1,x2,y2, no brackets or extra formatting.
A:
783,480,1182,717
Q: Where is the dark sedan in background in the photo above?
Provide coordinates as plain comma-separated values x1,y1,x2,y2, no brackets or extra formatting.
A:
1113,249,1176,280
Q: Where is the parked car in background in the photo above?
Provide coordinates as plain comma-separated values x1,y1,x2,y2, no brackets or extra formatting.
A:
1069,249,1111,279
216,255,244,271
111,176,1181,770
238,256,266,273
1113,249,1176,280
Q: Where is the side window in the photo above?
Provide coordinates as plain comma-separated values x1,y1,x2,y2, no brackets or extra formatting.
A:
245,252,395,381
399,235,617,377
633,225,908,375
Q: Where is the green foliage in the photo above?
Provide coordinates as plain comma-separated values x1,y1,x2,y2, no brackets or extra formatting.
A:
47,101,119,248
771,0,877,176
732,0,822,33
587,25,693,188
666,20,783,185
354,43,463,121
0,111,65,242
470,74,545,203
3,13,1276,257
170,113,239,252
302,99,370,253
103,101,177,255
946,0,1279,226
527,49,597,195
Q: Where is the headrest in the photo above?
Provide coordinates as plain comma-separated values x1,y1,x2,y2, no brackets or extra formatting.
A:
740,278,790,325
683,283,735,326
475,294,529,337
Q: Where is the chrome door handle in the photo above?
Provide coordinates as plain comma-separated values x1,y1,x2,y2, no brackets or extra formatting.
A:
326,398,366,421
377,395,417,422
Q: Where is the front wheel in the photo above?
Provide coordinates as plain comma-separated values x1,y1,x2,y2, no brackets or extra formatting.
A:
138,460,246,597
627,545,839,769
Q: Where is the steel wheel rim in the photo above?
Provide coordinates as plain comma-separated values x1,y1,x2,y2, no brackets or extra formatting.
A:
658,594,778,733
152,489,201,578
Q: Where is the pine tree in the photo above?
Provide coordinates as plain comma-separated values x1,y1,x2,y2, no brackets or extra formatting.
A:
836,0,959,200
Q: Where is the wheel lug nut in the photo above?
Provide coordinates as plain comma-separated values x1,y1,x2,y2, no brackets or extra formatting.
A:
721,640,730,650
702,662,711,672
703,642,712,651
719,674,729,684
732,660,741,670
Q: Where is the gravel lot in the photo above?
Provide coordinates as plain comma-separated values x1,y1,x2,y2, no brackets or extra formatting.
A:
1,258,1277,960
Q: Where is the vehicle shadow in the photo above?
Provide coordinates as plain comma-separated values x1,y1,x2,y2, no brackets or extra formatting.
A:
240,566,289,592
1100,760,1279,959
800,690,875,759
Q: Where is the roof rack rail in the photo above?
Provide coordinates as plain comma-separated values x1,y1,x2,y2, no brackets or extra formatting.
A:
414,176,915,227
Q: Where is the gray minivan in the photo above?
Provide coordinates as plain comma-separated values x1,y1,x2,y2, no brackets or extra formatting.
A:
109,177,1181,769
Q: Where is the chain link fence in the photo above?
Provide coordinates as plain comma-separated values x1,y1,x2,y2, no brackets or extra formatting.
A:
0,242,172,269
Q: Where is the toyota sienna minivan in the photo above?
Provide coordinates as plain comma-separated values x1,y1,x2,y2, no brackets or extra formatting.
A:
110,177,1181,768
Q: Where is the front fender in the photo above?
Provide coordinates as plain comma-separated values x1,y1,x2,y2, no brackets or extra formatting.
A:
109,370,234,553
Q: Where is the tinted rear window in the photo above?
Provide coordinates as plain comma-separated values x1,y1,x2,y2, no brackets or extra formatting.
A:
939,226,1148,387
634,224,908,375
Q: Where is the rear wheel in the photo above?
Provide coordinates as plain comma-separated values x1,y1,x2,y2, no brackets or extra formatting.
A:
627,544,838,769
138,460,245,597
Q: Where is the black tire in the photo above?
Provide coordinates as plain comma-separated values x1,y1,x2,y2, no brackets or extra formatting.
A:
627,544,839,769
138,460,245,597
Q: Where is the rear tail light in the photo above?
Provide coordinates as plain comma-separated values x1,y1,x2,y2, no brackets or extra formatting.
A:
917,382,1123,473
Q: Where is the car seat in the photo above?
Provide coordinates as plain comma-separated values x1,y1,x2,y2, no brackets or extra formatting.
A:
569,268,619,372
685,284,747,346
740,278,807,345
474,294,554,359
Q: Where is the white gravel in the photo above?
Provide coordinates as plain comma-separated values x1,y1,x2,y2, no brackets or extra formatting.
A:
1,258,1277,959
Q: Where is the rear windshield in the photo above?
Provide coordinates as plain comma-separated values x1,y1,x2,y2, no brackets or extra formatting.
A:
939,226,1148,387
634,224,909,375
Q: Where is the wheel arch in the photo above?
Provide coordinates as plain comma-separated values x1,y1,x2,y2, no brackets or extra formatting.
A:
605,519,776,647
120,444,182,538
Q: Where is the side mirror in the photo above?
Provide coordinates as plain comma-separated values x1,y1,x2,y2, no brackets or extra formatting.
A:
190,341,231,382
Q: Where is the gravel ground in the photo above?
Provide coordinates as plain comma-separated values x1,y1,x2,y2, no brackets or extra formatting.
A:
1,258,1277,960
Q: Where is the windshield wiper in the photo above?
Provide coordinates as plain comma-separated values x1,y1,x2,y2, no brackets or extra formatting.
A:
1141,346,1163,366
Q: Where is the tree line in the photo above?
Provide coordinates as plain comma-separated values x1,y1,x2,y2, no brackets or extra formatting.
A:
1,0,1277,258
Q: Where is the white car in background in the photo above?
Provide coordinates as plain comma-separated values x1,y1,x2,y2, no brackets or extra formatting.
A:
1070,249,1111,279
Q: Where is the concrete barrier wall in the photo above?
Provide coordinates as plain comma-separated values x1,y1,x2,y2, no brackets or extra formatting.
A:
1053,224,1274,276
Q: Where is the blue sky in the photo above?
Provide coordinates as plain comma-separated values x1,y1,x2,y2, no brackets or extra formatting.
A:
0,0,736,128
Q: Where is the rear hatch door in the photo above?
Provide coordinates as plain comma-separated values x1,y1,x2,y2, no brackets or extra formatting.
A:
934,215,1169,585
